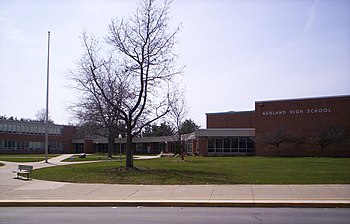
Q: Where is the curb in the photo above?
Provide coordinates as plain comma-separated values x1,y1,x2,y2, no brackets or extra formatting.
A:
1,200,349,208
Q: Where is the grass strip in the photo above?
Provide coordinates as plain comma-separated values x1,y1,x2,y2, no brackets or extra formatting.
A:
0,154,61,162
31,157,350,184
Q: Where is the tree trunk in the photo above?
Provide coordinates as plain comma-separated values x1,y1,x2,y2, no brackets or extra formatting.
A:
181,141,185,161
107,132,115,158
126,122,133,168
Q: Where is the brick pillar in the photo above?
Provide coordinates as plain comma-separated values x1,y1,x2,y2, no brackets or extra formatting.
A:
84,139,94,153
197,137,208,156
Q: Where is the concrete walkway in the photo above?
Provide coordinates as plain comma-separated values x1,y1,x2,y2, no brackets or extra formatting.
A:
0,155,349,207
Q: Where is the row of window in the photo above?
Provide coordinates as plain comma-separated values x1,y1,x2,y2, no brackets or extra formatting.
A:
208,137,255,154
0,140,63,151
0,123,62,136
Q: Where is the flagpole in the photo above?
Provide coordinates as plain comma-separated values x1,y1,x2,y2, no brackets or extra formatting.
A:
45,31,50,163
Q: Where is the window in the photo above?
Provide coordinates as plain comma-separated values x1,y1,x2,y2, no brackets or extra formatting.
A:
216,138,223,152
231,137,238,152
8,124,13,133
247,137,254,152
29,126,34,134
16,125,21,133
208,138,215,152
38,126,44,135
224,137,230,152
4,140,15,149
21,125,25,133
186,143,192,153
207,136,255,155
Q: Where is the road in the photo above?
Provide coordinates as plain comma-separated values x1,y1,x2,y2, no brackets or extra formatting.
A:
1,207,350,224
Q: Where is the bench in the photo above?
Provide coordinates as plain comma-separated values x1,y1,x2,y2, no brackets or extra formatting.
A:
13,165,33,180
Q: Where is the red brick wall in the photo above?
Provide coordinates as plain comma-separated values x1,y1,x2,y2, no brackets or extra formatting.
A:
61,126,76,153
84,139,94,153
195,137,208,156
255,96,350,156
0,125,77,154
207,111,254,128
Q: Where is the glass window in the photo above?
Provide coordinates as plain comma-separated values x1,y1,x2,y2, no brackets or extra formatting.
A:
16,125,21,133
231,137,238,152
208,138,215,152
25,126,30,133
58,127,62,135
216,138,223,152
239,137,248,153
224,138,230,152
16,141,21,149
247,137,255,153
5,140,15,149
29,125,34,134
21,125,25,133
186,143,192,153
8,124,13,133
25,141,29,149
39,126,44,135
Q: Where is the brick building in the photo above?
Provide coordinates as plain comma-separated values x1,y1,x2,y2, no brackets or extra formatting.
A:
0,119,76,154
1,95,349,157
197,95,350,156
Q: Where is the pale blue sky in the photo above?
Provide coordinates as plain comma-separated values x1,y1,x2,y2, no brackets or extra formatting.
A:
0,0,349,127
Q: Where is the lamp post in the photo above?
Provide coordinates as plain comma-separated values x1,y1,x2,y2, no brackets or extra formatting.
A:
118,134,122,167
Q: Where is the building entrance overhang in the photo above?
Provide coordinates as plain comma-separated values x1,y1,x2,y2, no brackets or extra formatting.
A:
195,128,255,137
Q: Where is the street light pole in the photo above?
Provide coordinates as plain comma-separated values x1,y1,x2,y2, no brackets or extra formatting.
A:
118,134,122,167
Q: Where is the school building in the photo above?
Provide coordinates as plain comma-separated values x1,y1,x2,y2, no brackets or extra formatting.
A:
198,95,350,157
1,95,349,156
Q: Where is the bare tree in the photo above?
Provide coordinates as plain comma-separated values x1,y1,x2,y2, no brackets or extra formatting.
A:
35,109,53,123
168,91,188,160
69,32,126,158
72,92,125,158
310,125,348,156
71,0,182,168
258,127,297,156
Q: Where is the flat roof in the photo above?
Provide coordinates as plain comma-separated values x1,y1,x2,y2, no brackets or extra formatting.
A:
196,128,255,137
205,110,254,115
205,95,350,115
73,135,193,144
255,94,350,104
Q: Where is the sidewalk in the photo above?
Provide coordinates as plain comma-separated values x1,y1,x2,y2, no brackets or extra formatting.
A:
0,155,349,207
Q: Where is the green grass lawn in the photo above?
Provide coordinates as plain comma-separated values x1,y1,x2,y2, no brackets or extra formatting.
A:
31,157,350,184
0,154,61,162
63,154,157,162
62,154,151,162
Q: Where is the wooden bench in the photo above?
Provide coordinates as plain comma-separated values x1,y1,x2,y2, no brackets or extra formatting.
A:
13,165,33,180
